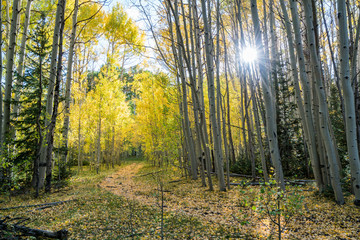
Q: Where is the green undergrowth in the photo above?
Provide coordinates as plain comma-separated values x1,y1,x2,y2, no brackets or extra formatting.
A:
0,160,253,239
2,160,360,239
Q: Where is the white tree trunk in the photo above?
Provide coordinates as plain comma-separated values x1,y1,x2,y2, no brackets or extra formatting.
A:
250,0,285,190
2,0,20,142
38,0,65,188
200,0,226,191
0,0,3,142
302,0,344,204
337,0,360,205
281,0,324,191
13,0,33,118
61,0,79,166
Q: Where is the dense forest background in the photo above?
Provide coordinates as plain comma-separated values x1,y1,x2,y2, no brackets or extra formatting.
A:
0,0,360,208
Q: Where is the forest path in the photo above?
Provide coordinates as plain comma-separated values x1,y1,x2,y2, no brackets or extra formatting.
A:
99,162,260,235
99,162,158,204
99,162,360,239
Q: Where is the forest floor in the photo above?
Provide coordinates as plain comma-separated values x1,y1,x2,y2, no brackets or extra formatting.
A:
1,159,360,239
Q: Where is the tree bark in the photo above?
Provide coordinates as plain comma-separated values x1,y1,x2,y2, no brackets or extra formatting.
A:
61,0,79,169
337,0,360,205
45,0,66,193
2,0,20,143
280,0,323,191
0,0,3,145
170,0,198,180
200,0,226,191
250,0,285,190
38,0,64,188
302,0,344,204
13,0,33,119
192,1,214,190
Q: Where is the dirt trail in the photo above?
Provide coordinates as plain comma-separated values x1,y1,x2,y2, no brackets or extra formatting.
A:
100,162,158,206
100,162,360,239
100,162,253,227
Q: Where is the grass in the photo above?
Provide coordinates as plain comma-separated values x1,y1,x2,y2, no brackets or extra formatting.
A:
0,159,251,239
1,159,360,239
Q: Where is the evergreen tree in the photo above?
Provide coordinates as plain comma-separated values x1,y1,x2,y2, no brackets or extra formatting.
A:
12,13,51,190
276,62,306,177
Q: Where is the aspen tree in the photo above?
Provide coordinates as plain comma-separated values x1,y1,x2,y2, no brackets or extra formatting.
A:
185,0,207,186
38,0,65,188
221,19,232,188
192,1,214,190
215,0,225,180
0,0,3,142
5,1,10,40
337,0,360,205
252,80,269,182
280,0,323,191
0,0,3,184
2,0,20,143
200,0,226,191
250,0,285,190
222,23,236,169
45,0,66,192
62,0,79,166
170,0,198,180
13,0,33,118
302,0,344,204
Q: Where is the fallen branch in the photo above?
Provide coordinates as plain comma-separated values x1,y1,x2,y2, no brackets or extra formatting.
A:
0,199,76,211
230,179,315,186
0,221,68,239
229,173,261,179
230,182,270,186
135,170,162,178
168,179,186,184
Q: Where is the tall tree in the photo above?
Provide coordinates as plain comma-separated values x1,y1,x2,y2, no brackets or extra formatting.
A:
13,0,33,119
280,0,323,191
2,0,20,143
200,0,226,191
337,0,360,206
61,0,79,171
38,0,66,188
45,0,67,193
250,0,285,190
302,0,344,204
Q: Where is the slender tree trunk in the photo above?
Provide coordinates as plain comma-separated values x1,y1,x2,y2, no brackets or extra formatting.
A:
0,0,3,145
192,1,213,190
337,0,360,205
169,0,198,180
186,0,206,186
280,0,323,191
96,110,101,174
2,0,20,143
200,0,226,191
350,16,360,155
303,0,344,204
215,0,225,181
13,0,33,119
250,0,285,190
45,0,66,193
252,85,269,182
269,0,279,123
5,0,10,41
222,43,236,166
78,102,82,174
222,28,233,188
61,0,79,168
38,0,64,188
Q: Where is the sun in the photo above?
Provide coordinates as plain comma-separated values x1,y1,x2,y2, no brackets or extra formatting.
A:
241,46,258,63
